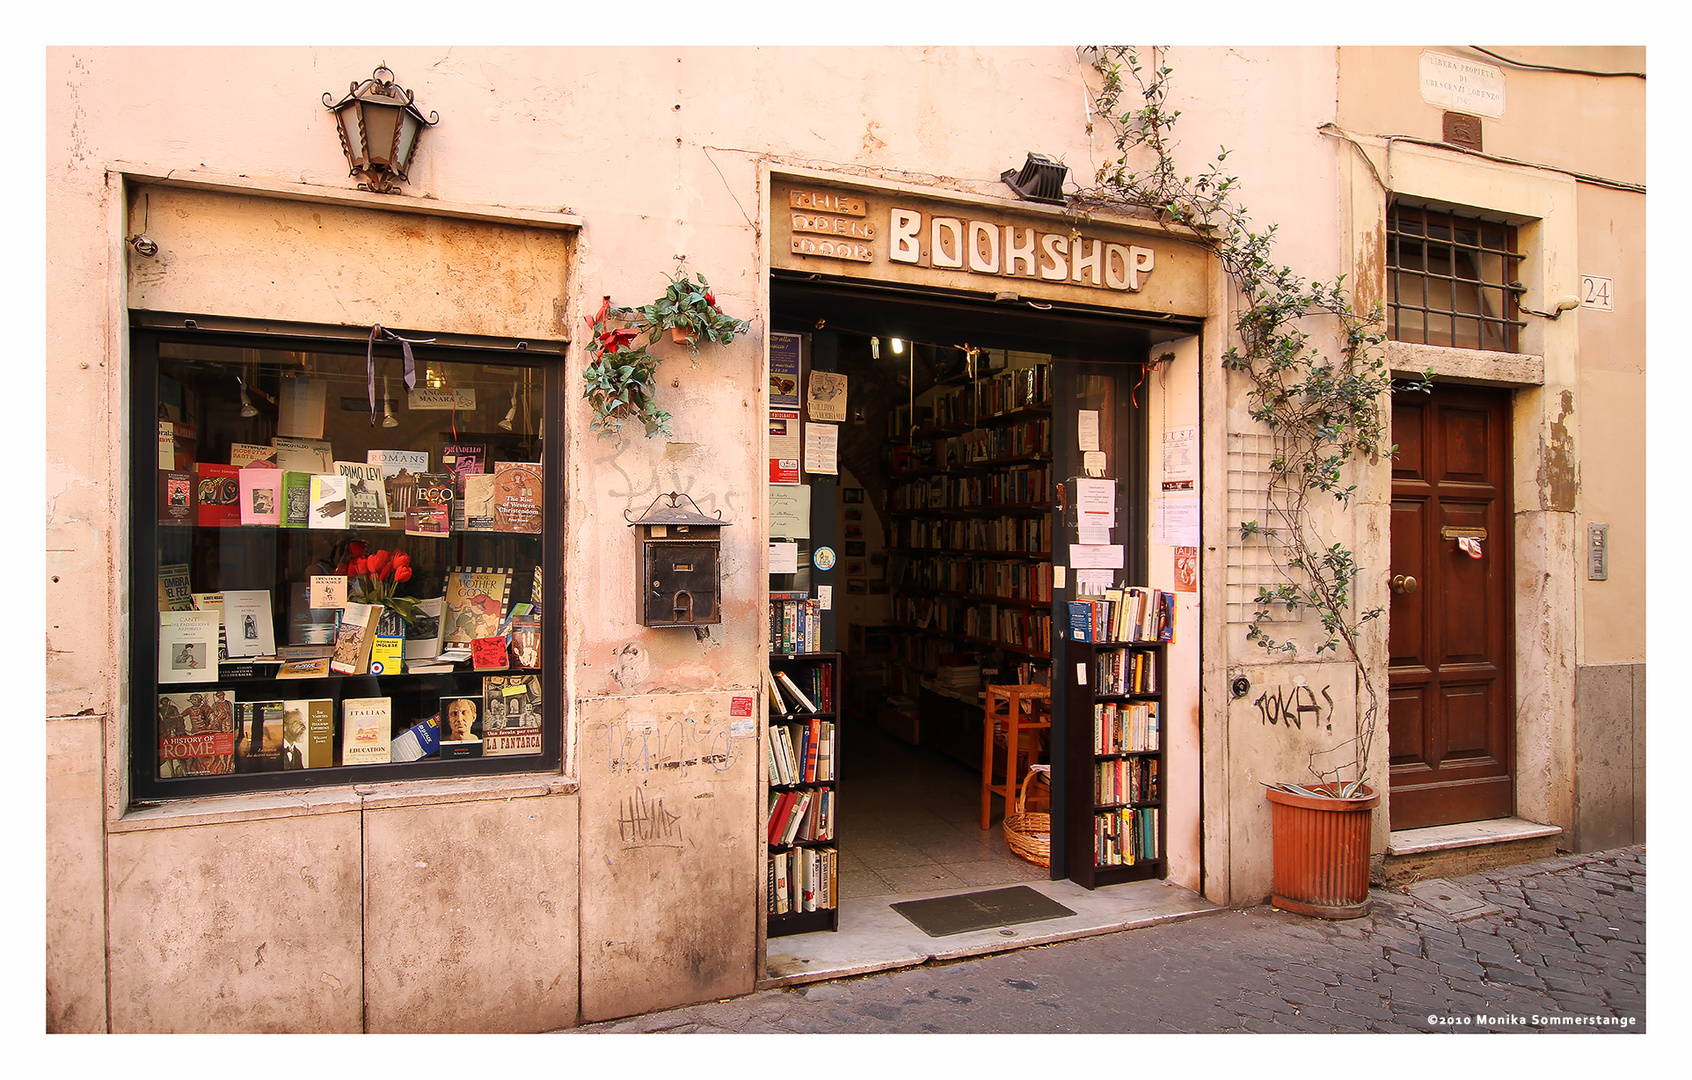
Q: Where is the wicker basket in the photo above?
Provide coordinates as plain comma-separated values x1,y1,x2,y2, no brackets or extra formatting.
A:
1002,765,1051,867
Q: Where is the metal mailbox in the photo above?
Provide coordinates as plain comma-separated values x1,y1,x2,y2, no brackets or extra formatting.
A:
627,492,730,627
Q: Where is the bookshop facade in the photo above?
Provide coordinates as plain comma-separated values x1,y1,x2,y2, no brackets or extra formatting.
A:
47,47,1644,1034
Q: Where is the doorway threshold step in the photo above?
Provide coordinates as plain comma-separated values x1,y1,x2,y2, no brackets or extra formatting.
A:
760,878,1220,989
1388,817,1561,856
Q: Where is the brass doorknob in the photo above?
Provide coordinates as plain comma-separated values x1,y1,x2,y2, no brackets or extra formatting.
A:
1391,574,1419,595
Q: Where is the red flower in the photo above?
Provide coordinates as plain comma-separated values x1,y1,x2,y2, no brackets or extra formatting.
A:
704,291,716,306
350,557,368,577
393,552,411,569
347,540,368,559
394,565,413,584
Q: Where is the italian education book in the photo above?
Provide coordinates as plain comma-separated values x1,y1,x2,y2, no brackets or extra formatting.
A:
157,688,236,778
340,697,393,765
481,674,541,757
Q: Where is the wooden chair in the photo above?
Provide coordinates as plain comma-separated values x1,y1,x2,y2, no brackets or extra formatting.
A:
980,683,1051,829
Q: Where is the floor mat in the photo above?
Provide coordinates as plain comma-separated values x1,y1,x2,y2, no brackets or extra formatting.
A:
890,885,1077,938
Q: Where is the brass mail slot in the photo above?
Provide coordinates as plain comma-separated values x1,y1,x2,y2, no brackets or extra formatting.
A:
1441,526,1488,541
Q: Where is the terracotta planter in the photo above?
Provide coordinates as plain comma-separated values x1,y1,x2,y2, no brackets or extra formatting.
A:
669,326,696,345
1266,783,1378,919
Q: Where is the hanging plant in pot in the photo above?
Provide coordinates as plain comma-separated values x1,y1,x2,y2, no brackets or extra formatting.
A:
582,295,672,439
1084,47,1432,919
633,257,751,351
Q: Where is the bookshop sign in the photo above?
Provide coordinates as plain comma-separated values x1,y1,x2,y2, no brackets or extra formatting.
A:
774,178,1209,318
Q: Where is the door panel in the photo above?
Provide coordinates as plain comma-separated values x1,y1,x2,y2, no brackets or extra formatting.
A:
1388,385,1514,828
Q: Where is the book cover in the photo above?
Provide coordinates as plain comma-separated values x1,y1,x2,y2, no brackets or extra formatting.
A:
491,461,544,533
404,504,451,537
194,464,241,527
367,449,429,478
439,695,483,758
781,791,812,846
308,474,349,529
443,567,512,647
328,601,379,675
471,636,509,671
380,468,421,526
158,563,193,612
276,377,328,439
341,696,393,765
441,442,486,492
220,589,276,658
234,700,285,773
158,610,219,683
274,698,330,768
159,470,195,525
391,713,442,763
157,689,236,778
402,596,446,660
237,466,282,527
481,673,541,757
276,656,332,679
772,852,790,914
369,632,403,676
279,471,311,529
1067,600,1094,642
230,442,278,468
774,669,817,713
271,436,333,474
461,473,496,531
158,419,197,471
508,611,540,669
335,461,390,529
286,581,341,647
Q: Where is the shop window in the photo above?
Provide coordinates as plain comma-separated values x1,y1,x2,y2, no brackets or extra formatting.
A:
1387,201,1524,352
131,328,562,799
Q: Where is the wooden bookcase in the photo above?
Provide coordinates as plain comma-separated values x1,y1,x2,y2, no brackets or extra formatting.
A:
883,364,1055,704
766,650,842,937
1063,640,1167,888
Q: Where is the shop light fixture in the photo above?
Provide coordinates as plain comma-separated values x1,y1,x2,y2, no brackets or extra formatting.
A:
890,338,905,355
1507,281,1581,320
1001,152,1069,205
323,65,438,194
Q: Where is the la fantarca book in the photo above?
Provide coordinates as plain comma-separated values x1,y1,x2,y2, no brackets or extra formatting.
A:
443,567,512,647
340,697,393,765
481,674,541,757
157,689,236,778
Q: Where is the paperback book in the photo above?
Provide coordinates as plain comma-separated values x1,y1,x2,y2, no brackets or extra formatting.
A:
391,713,442,763
220,589,276,659
491,461,544,533
271,436,333,474
280,698,334,768
194,464,242,527
158,563,193,612
157,689,236,778
443,567,512,647
238,466,283,527
402,596,446,660
335,461,391,529
286,581,341,648
439,695,483,758
280,471,312,529
340,697,393,765
234,700,285,773
308,474,349,530
157,610,219,684
461,473,497,531
481,673,541,757
229,442,278,468
159,470,195,524
328,601,379,675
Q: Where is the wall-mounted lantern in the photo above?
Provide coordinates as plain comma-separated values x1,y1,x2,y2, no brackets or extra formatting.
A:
322,65,438,194
627,493,730,627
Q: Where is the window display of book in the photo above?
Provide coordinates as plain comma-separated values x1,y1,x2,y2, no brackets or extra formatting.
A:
766,650,842,936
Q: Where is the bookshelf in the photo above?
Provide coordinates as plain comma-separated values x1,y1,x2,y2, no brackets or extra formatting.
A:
884,362,1054,704
766,649,842,936
1063,639,1167,888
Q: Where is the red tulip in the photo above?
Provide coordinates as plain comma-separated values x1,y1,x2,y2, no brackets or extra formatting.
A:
369,550,390,573
350,557,368,577
393,552,411,568
336,562,350,575
394,565,413,583
347,540,368,559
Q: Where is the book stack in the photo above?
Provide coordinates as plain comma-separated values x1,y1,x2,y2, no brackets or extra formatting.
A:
769,591,821,654
1093,701,1160,754
766,847,835,916
1067,587,1178,644
1094,807,1159,867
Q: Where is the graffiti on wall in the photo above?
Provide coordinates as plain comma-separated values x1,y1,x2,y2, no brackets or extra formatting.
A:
1252,683,1335,732
586,714,742,776
617,787,685,850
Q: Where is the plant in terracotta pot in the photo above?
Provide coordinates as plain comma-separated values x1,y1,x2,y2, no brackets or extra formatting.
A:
633,257,751,351
1085,47,1429,918
582,295,671,438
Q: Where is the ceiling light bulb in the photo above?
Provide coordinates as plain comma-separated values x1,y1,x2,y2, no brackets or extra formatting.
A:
891,338,904,355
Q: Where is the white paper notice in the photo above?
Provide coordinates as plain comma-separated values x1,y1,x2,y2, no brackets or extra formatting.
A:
310,574,348,609
817,584,833,610
1075,569,1114,595
769,409,801,485
1052,565,1066,590
1077,409,1100,452
1083,450,1108,476
804,422,839,475
1074,478,1116,527
807,371,849,422
1156,497,1201,546
1162,425,1197,491
769,485,812,539
769,542,799,575
1077,525,1112,546
1070,544,1125,569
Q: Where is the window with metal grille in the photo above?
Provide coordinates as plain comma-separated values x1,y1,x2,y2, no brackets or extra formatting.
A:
1387,202,1524,352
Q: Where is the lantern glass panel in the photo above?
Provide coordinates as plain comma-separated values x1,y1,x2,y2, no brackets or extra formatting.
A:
361,101,403,169
337,108,366,171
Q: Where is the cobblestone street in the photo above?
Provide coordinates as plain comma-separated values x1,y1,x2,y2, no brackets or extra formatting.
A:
572,846,1645,1035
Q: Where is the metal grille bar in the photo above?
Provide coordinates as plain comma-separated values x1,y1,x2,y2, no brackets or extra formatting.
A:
1387,202,1524,353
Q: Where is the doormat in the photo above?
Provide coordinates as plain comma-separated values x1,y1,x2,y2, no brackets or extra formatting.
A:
891,886,1076,938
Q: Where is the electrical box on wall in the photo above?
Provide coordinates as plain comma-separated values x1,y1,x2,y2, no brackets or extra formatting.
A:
627,493,730,627
1588,523,1609,581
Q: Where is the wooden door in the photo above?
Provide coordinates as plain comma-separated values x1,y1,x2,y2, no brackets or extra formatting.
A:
1387,385,1514,828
